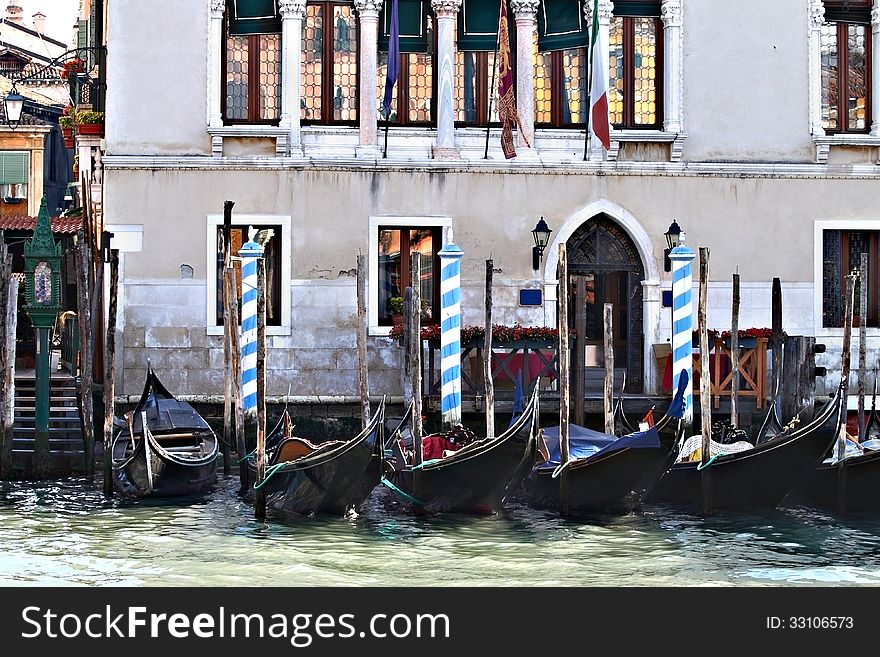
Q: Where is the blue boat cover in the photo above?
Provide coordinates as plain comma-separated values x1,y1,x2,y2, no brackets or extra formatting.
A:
537,424,662,470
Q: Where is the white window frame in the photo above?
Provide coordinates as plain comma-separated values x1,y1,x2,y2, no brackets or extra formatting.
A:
813,218,880,337
206,213,291,336
809,0,880,163
368,215,452,336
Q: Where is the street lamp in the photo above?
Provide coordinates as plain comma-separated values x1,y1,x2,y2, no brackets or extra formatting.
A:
531,217,552,271
3,87,24,129
664,220,684,272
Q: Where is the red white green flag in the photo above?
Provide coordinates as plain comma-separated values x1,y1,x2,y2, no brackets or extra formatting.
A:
589,0,611,150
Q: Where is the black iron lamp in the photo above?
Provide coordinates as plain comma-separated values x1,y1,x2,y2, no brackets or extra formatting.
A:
3,86,24,130
663,220,683,272
531,217,552,271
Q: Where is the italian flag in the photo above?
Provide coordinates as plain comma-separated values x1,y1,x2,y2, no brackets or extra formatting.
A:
589,0,611,150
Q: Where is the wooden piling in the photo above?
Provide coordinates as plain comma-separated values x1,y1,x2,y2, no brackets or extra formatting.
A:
410,254,423,464
484,259,495,438
730,272,740,427
220,202,234,475
75,229,95,479
603,303,614,435
858,253,868,441
102,250,119,497
254,258,267,520
223,265,246,490
573,277,586,425
771,277,783,403
698,247,712,516
782,336,817,422
837,272,856,515
357,254,371,428
402,286,413,409
0,240,11,477
558,244,570,515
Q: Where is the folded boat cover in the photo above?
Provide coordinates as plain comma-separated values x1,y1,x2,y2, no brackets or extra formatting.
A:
537,424,662,470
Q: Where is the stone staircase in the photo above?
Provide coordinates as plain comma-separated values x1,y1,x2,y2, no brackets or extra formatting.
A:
10,373,86,476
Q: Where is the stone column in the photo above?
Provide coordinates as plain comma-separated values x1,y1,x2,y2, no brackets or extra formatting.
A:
431,0,462,159
207,0,225,128
511,0,538,154
808,0,825,137
660,0,682,134
280,0,307,154
354,0,383,157
584,0,613,161
872,1,880,136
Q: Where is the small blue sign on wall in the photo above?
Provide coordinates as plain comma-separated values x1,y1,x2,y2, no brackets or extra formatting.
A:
662,290,673,308
519,289,543,306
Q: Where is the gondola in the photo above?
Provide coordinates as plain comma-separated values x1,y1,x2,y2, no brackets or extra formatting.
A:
647,380,846,513
243,399,385,518
786,382,880,514
520,372,688,515
111,366,219,498
381,387,540,514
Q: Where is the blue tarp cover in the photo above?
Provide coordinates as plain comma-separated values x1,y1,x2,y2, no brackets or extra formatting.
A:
537,424,662,470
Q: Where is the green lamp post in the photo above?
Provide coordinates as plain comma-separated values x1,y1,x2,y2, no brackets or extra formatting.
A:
23,197,62,475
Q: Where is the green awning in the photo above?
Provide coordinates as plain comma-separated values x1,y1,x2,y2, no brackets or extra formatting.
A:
611,1,660,17
538,0,588,52
824,7,870,23
0,152,28,185
456,0,503,51
379,0,430,53
227,0,281,35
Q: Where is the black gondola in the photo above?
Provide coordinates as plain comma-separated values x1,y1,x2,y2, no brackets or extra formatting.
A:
382,387,540,514
647,381,846,513
786,382,880,514
111,367,219,498
243,400,386,518
521,373,688,515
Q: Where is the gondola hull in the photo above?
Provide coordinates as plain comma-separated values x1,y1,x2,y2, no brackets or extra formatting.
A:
244,403,384,517
787,450,880,513
111,368,219,498
647,399,840,512
386,391,539,514
113,435,218,498
522,445,673,514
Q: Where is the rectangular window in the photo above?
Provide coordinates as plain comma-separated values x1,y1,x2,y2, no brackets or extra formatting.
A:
821,2,871,133
215,225,283,326
223,0,282,124
535,45,588,126
822,229,878,328
454,0,508,126
378,52,434,124
377,226,441,326
609,4,661,129
0,151,28,204
301,1,358,124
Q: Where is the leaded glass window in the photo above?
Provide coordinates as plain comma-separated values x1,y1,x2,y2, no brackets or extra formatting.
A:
823,229,879,328
301,1,358,124
821,2,870,133
224,33,281,123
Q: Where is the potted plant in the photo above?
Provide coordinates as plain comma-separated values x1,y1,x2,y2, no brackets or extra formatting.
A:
388,296,404,327
59,104,75,147
76,110,104,136
60,58,85,80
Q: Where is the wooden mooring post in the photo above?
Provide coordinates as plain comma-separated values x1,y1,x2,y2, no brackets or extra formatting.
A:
771,277,783,403
357,254,371,428
573,277,586,426
558,244,571,515
102,250,119,496
75,228,95,479
484,259,495,438
603,302,614,435
837,272,856,515
0,238,12,478
730,272,740,427
698,247,713,516
410,254,423,463
254,259,268,520
858,253,868,441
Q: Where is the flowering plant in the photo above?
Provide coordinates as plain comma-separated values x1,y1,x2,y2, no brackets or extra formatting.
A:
692,327,781,342
75,110,104,125
59,104,75,128
389,323,569,342
60,58,85,80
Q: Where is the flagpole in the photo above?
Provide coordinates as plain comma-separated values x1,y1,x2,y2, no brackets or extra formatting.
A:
384,111,390,158
483,4,503,160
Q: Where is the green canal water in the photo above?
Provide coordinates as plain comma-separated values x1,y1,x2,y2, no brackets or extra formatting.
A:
2,474,880,587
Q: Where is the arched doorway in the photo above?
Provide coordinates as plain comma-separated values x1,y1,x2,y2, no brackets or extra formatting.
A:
566,214,645,394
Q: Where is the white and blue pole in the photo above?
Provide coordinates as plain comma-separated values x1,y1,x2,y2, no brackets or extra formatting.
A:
439,229,464,428
239,227,263,419
670,243,696,425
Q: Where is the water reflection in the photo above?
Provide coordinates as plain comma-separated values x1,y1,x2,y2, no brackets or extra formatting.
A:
2,475,880,586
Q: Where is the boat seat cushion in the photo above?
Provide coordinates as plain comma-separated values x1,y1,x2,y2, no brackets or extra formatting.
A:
273,437,345,463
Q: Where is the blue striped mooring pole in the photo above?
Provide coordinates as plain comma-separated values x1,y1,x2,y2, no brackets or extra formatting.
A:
670,241,696,425
438,229,464,428
238,227,263,419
